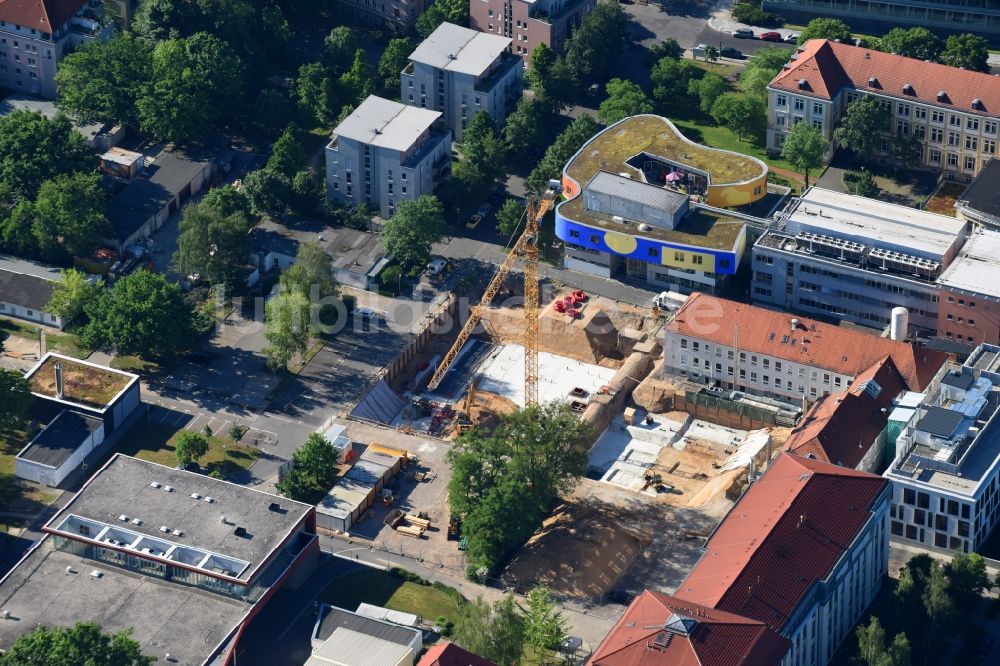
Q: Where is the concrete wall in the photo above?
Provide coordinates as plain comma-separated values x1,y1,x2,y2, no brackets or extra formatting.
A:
15,421,106,487
386,294,458,393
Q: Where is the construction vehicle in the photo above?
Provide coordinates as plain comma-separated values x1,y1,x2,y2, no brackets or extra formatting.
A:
426,186,559,406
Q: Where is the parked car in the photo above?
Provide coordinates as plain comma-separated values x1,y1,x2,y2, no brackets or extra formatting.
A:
785,33,801,43
356,306,375,320
759,31,782,42
466,213,483,229
732,28,754,39
720,46,744,59
425,258,447,276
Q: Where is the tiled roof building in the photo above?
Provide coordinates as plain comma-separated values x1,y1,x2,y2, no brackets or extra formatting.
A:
418,643,497,666
766,40,1000,181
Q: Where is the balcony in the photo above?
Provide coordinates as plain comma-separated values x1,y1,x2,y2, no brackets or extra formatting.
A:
475,52,522,95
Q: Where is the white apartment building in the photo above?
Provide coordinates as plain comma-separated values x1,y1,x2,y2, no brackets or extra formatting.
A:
326,95,452,218
0,0,112,99
401,22,523,142
768,39,1000,182
885,344,1000,555
661,293,947,404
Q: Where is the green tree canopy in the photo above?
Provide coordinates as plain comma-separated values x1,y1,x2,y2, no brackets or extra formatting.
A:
242,169,291,216
416,0,468,38
563,1,627,85
502,98,553,158
32,172,110,261
781,122,828,187
174,431,209,467
0,623,154,666
200,185,252,219
521,586,567,653
280,239,339,301
0,369,32,433
266,123,308,178
324,26,361,75
945,551,991,609
650,57,703,115
874,27,943,61
55,33,152,127
941,33,990,72
710,95,765,141
263,289,310,370
834,95,889,159
379,38,414,93
0,110,93,201
83,270,195,358
740,47,794,98
340,49,375,106
47,268,103,325
453,596,526,666
598,78,653,125
296,61,339,126
175,199,252,295
381,195,447,270
525,114,601,195
649,38,682,63
688,72,728,115
276,433,341,503
455,112,508,188
797,18,853,45
495,198,524,237
527,44,573,108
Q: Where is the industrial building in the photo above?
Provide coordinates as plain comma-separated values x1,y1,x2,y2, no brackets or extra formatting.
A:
402,23,523,142
884,343,1000,555
751,187,969,334
662,293,948,403
676,453,891,666
316,444,407,534
767,40,1000,180
0,455,320,665
469,0,596,62
326,96,452,218
555,115,771,293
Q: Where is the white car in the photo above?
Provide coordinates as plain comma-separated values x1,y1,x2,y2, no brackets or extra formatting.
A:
425,259,447,276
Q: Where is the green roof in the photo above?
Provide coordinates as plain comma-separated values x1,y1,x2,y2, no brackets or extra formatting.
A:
565,115,766,188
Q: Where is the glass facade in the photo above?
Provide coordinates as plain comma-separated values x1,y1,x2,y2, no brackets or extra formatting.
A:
763,0,1000,37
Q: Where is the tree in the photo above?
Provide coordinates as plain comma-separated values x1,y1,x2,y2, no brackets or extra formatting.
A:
0,110,94,200
32,172,110,260
502,98,553,158
688,72,728,115
83,270,195,357
886,632,911,666
55,33,152,127
710,95,764,141
875,27,942,61
456,112,508,188
263,289,310,370
201,185,252,219
834,96,889,159
741,47,794,98
416,0,468,38
250,88,297,139
0,370,31,433
276,433,340,503
598,78,653,124
324,26,360,75
290,170,321,215
138,33,245,143
946,551,991,609
798,18,853,45
922,561,955,643
379,38,414,93
280,240,339,300
296,61,338,125
781,122,828,187
453,596,525,666
856,616,887,666
704,45,719,63
851,169,880,198
175,199,252,295
174,431,209,467
266,124,307,177
525,114,601,195
381,196,447,270
521,586,567,654
448,404,592,572
47,268,102,325
496,198,524,237
340,49,375,105
242,169,291,216
0,623,154,666
649,38,682,63
941,33,990,72
528,44,573,108
563,1,627,85
0,200,39,258
650,57,703,116
133,0,204,41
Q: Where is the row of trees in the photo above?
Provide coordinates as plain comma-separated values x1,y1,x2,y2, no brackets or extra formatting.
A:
448,404,593,576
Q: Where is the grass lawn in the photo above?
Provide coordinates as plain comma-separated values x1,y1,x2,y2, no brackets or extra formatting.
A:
320,568,464,624
110,355,162,374
116,421,259,476
0,317,91,359
692,60,737,79
670,118,803,178
923,182,965,217
28,355,132,408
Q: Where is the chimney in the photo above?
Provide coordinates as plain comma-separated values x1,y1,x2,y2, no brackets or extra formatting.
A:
54,362,64,400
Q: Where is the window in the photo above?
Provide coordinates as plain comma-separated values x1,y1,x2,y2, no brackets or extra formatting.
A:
966,156,976,171
776,115,785,127
950,114,962,127
918,492,930,509
914,509,926,526
569,230,580,239
794,98,804,111
935,532,948,548
897,103,910,116
932,110,944,124
892,521,904,536
966,135,978,151
692,255,703,265
812,119,822,130
680,338,688,349
750,372,758,383
903,488,916,505
776,94,787,108
915,107,927,120
674,251,683,261
948,500,959,516
985,139,996,155
897,120,909,135
812,102,823,115
905,524,918,540
931,128,943,143
930,149,941,164
986,120,998,135
936,514,948,530
967,117,980,131
948,153,959,167
948,131,960,146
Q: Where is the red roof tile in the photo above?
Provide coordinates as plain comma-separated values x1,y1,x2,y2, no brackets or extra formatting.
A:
418,643,497,666
676,453,888,631
666,293,947,391
588,590,789,666
770,39,1000,117
0,0,86,34
783,356,905,468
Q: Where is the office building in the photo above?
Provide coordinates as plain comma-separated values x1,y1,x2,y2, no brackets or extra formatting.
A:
936,227,1000,346
752,187,968,334
885,344,1000,555
326,95,452,218
0,0,112,99
0,454,320,665
555,115,771,293
402,22,522,142
767,39,1000,180
470,0,597,62
662,293,948,403
677,453,891,666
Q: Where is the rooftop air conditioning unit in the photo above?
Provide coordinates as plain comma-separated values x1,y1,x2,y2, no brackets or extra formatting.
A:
612,215,626,224
638,223,652,232
190,493,201,500
150,482,161,489
164,485,174,492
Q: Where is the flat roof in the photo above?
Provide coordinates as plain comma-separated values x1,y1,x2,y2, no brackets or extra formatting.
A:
315,605,421,646
408,22,510,77
101,147,143,167
112,150,209,214
25,353,137,411
0,93,103,142
0,545,247,666
45,455,312,582
251,219,386,275
937,228,1000,299
333,96,441,152
17,410,103,468
308,628,413,666
585,170,688,214
787,187,966,259
564,115,766,190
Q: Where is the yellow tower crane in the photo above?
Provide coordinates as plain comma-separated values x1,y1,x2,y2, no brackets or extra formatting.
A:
426,192,556,406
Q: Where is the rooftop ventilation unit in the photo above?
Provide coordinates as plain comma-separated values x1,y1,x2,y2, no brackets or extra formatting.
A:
131,518,142,526
233,526,247,537
204,496,214,503
190,493,201,500
150,482,161,489
164,485,174,492
54,362,64,400
268,502,282,512
90,570,103,578
118,515,128,522
159,526,170,533
172,529,183,537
